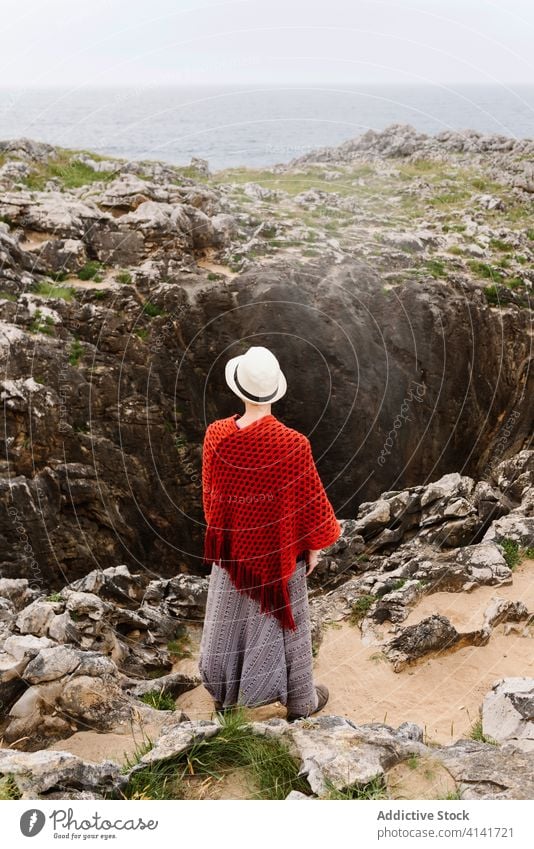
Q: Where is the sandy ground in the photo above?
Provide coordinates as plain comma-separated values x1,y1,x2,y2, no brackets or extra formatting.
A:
6,559,531,768
45,720,166,766
175,558,534,745
196,256,238,278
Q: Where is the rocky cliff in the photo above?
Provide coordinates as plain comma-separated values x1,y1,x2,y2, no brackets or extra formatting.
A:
0,125,532,582
0,125,533,800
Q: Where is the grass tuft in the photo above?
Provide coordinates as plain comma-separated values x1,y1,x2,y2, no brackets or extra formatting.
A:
349,594,375,625
139,690,177,711
68,337,84,366
500,539,534,570
0,775,22,800
469,718,498,745
118,707,310,800
34,281,75,301
78,261,104,281
323,774,388,800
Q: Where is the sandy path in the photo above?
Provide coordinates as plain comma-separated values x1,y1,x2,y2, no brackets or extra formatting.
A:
10,558,530,765
175,558,534,744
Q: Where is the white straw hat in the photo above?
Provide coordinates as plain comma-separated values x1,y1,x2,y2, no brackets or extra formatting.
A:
225,345,287,405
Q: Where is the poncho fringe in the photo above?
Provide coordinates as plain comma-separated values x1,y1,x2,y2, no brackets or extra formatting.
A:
203,524,296,630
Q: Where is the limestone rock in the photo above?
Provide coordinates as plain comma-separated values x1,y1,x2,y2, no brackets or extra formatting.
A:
482,678,534,752
0,748,125,799
22,645,81,683
285,716,426,796
142,573,209,621
483,514,534,548
23,237,87,273
126,719,221,771
384,614,463,671
434,738,534,799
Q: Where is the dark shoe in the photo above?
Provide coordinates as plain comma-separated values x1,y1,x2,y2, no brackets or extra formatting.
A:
213,699,237,715
287,684,329,722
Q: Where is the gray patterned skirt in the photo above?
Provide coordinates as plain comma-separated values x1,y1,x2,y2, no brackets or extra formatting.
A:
198,557,319,717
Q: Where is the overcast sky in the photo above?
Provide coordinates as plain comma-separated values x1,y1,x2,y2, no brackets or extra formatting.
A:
1,0,533,87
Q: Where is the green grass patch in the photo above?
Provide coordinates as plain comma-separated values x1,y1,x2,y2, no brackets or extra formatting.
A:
29,309,55,335
213,164,385,201
78,261,104,281
489,238,514,252
34,280,75,301
172,165,210,183
469,718,498,745
500,539,534,569
0,775,22,800
68,337,84,366
349,594,375,625
167,633,193,660
429,190,470,206
139,690,177,711
143,301,164,318
48,271,69,282
116,270,132,285
323,774,388,800
501,538,521,569
468,260,504,283
437,789,462,800
426,258,446,278
23,151,117,190
45,592,63,602
0,290,17,301
120,739,155,776
118,707,310,800
484,285,501,306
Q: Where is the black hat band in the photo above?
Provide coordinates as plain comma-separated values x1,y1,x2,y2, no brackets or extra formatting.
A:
234,364,279,403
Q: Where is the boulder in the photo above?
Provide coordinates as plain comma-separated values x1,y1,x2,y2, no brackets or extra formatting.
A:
284,716,426,796
22,645,82,683
384,614,464,671
483,514,534,548
0,748,125,799
434,738,534,800
23,238,87,273
482,678,534,752
126,719,221,771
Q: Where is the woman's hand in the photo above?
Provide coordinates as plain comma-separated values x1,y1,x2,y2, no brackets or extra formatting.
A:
306,549,321,576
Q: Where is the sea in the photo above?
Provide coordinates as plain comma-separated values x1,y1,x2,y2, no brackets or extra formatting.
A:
0,84,533,171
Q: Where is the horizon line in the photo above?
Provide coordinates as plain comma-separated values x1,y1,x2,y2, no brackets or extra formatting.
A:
1,81,534,90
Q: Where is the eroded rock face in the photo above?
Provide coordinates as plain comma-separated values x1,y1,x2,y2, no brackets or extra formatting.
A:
482,678,534,752
0,564,202,749
276,715,426,796
433,739,534,800
0,258,532,583
0,748,126,800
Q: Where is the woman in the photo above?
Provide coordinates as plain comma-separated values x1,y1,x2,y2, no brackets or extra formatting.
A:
198,345,341,720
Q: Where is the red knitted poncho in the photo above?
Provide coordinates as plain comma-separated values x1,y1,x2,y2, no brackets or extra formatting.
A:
202,413,341,630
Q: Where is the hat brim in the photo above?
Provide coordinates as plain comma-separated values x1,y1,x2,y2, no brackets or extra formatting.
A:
225,354,287,405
